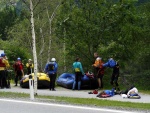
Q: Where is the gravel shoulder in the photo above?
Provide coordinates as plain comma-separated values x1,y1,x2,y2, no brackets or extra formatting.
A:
0,84,150,104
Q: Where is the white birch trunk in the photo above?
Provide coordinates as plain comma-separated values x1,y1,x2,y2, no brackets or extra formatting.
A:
46,4,60,63
30,0,38,95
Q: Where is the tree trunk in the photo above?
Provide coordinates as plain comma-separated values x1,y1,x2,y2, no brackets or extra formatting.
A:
30,0,38,95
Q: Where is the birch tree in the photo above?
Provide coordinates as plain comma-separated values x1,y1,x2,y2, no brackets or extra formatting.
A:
30,0,38,95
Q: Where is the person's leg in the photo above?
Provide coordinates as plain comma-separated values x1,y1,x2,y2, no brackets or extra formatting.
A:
100,75,104,88
72,73,77,90
97,78,101,88
77,73,82,90
51,74,56,90
49,74,52,90
0,71,5,88
72,81,76,90
114,75,120,91
15,74,18,86
53,73,57,90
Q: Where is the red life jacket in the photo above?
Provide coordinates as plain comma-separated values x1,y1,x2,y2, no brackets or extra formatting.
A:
99,62,105,75
0,58,6,67
14,61,23,71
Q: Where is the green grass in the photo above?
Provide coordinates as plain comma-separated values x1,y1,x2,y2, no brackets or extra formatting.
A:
139,90,150,95
0,91,150,110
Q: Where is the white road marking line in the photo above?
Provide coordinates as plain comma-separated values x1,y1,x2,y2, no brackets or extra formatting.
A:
0,98,136,113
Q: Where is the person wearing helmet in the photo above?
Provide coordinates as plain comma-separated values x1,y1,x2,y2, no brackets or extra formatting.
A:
13,57,24,86
44,58,58,91
0,53,10,88
26,59,34,75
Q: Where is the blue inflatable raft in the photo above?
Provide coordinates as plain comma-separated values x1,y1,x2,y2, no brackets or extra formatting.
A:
56,73,98,89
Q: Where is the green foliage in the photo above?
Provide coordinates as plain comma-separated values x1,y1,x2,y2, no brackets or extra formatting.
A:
0,6,17,40
55,0,150,89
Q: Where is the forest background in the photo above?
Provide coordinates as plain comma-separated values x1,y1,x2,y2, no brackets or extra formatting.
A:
0,0,149,90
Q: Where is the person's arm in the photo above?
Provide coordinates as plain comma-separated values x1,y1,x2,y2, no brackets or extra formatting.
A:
31,63,34,68
79,62,84,75
54,63,58,72
20,64,24,76
26,63,29,67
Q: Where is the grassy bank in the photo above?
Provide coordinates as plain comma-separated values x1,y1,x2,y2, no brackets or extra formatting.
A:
0,92,150,111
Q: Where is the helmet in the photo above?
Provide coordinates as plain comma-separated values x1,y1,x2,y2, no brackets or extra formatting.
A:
51,58,56,62
17,57,21,60
1,53,5,57
28,59,32,61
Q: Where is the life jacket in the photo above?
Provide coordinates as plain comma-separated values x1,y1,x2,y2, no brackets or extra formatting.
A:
14,61,23,71
0,58,6,67
93,57,102,68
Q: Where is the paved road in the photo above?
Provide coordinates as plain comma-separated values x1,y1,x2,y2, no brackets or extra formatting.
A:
0,85,150,103
0,99,137,113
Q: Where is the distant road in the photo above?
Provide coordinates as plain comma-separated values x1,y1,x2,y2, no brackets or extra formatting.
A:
0,99,137,113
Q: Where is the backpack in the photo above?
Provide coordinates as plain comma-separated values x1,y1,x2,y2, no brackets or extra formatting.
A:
48,62,55,71
108,59,116,68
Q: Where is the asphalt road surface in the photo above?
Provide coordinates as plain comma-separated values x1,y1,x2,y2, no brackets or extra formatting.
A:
0,99,137,113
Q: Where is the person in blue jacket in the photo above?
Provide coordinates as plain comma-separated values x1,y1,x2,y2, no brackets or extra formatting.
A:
44,58,58,91
72,57,84,90
103,57,120,92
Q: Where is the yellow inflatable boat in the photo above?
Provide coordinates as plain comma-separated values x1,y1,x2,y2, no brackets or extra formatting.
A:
20,73,50,88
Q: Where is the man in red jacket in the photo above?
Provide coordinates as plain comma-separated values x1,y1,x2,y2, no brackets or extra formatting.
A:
13,57,24,86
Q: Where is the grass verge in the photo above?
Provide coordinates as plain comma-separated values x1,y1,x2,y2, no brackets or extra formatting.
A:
0,91,150,110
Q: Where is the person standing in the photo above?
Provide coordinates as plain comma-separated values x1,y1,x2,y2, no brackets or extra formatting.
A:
72,57,84,90
103,57,120,92
13,57,24,86
26,59,34,75
92,52,104,89
44,58,58,91
0,53,10,89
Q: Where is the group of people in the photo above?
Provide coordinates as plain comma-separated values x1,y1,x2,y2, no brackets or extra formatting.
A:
13,58,34,86
72,52,120,91
0,52,58,91
0,52,34,88
0,52,139,98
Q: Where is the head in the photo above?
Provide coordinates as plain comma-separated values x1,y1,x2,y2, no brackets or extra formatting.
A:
28,59,32,62
1,53,6,57
51,58,56,62
17,57,21,61
94,52,99,58
75,57,80,62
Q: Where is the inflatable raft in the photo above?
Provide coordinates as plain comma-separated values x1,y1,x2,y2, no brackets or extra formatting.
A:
20,73,50,88
56,73,98,89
